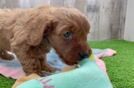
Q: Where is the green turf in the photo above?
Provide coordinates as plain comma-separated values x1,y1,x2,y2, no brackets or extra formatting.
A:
89,40,134,88
0,40,133,88
0,75,15,88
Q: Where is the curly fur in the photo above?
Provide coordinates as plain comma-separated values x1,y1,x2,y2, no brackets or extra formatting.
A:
0,6,91,75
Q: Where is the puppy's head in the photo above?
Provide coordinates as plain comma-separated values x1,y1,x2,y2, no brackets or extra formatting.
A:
26,7,91,65
46,8,92,65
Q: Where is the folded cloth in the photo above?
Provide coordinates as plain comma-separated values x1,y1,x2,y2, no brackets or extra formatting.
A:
12,73,40,88
17,56,113,88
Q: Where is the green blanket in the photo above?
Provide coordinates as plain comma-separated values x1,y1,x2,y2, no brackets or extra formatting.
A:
18,56,113,88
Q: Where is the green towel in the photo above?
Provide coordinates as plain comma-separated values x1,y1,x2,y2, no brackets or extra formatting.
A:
18,58,113,88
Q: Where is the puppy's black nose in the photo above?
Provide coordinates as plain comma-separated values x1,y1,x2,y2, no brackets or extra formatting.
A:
79,52,89,61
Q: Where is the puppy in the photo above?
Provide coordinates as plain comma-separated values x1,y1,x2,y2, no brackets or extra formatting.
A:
0,6,91,75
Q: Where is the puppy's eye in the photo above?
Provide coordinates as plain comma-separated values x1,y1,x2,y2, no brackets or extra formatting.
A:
63,31,73,39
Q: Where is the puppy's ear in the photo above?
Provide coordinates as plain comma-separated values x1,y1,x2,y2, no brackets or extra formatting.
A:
27,18,55,46
11,12,57,47
43,20,58,37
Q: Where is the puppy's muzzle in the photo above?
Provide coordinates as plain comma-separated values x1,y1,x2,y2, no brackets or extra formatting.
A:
79,52,90,61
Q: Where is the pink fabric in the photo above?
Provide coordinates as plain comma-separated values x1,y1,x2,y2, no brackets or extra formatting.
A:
96,48,116,58
96,57,106,73
95,48,116,73
0,66,25,79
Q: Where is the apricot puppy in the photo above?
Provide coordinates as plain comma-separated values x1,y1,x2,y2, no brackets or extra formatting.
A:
0,6,91,75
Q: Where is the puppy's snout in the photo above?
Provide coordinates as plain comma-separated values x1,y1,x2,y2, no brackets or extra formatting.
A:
79,52,90,61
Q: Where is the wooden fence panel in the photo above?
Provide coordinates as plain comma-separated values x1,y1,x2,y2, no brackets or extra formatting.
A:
86,0,100,40
64,0,75,7
124,0,134,41
50,0,64,6
0,0,19,8
0,0,127,40
19,0,50,8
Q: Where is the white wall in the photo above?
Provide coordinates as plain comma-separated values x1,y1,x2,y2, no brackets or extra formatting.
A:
124,0,134,41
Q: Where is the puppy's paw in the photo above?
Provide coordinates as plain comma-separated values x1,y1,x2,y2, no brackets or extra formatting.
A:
44,66,57,73
42,63,57,73
40,71,53,77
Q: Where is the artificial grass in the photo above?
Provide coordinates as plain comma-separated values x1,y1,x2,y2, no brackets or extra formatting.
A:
0,40,133,88
0,75,15,88
89,40,134,88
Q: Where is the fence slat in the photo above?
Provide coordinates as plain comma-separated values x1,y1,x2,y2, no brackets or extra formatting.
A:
50,0,64,6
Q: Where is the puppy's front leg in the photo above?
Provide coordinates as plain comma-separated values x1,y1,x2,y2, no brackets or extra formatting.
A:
13,47,42,75
14,47,55,76
18,53,42,75
39,55,56,73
